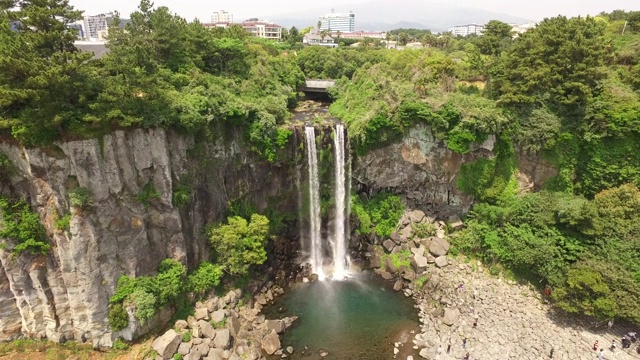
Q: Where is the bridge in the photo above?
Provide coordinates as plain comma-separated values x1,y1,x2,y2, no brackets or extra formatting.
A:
301,79,335,93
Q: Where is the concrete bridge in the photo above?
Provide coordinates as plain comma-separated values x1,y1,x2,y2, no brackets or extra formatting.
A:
301,79,335,93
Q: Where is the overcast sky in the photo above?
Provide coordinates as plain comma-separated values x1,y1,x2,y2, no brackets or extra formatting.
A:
68,0,639,23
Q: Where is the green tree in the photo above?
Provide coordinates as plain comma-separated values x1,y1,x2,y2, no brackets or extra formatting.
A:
0,0,97,144
477,20,513,56
208,214,270,275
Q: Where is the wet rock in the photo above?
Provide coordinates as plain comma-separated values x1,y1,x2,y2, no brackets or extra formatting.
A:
319,349,329,357
393,280,404,291
152,329,181,359
286,346,294,354
375,269,393,280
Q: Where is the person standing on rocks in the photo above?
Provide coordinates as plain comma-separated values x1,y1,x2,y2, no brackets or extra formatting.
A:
598,348,605,360
610,339,617,351
593,340,598,351
608,319,614,330
463,337,467,348
464,352,470,360
548,347,554,359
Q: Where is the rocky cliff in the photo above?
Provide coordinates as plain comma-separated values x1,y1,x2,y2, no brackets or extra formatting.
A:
0,128,299,347
0,123,556,347
353,124,557,216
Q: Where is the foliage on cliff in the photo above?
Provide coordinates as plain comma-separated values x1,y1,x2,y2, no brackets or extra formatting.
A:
0,197,50,256
454,183,640,322
0,0,304,162
351,193,404,238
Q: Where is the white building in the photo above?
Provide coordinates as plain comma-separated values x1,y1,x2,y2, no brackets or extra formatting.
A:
303,31,337,47
448,24,484,37
319,12,355,32
211,10,233,24
83,13,113,41
241,19,282,40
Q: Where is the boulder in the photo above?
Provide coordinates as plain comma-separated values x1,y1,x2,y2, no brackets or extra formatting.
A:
435,256,448,268
409,210,425,223
399,225,413,240
386,257,398,273
286,346,294,354
152,329,181,359
206,349,224,360
374,269,393,280
174,319,188,331
261,330,281,355
393,280,404,291
411,245,425,257
369,254,381,268
213,329,230,349
227,315,241,336
266,319,286,334
414,254,428,269
448,215,464,231
195,307,210,321
178,342,191,356
197,320,216,340
390,231,403,244
256,294,267,305
206,297,219,313
194,343,210,356
187,316,198,330
435,229,445,238
185,349,201,360
402,269,415,281
442,308,460,326
383,239,396,252
211,310,226,324
428,237,449,257
224,290,238,307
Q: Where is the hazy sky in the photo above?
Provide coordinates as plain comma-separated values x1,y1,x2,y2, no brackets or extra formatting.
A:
68,0,638,23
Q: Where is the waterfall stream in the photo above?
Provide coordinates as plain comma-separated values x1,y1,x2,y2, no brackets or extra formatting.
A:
332,124,348,280
304,124,350,281
305,126,324,280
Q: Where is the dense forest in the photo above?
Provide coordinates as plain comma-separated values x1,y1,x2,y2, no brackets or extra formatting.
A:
1,0,640,324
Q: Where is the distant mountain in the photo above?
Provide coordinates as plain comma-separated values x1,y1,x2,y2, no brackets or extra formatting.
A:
266,0,530,32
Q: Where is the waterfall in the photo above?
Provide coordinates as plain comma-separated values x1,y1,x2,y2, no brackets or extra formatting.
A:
332,124,348,279
305,126,324,280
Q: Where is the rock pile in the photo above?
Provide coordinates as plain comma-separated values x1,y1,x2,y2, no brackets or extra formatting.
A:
367,208,638,360
151,288,296,360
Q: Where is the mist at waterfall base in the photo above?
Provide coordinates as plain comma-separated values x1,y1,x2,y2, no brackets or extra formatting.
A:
264,273,419,360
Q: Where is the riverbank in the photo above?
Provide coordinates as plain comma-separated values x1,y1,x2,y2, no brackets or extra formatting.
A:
369,209,639,360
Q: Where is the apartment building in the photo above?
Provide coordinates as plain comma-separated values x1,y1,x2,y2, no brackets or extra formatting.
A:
241,19,282,40
211,10,233,24
83,13,114,41
319,12,355,32
448,24,485,36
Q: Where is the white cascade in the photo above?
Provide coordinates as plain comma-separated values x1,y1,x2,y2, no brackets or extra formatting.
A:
332,124,348,280
305,126,324,280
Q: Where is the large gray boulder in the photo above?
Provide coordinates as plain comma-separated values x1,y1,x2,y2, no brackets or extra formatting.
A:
383,239,396,252
435,256,448,268
152,329,181,359
409,210,425,223
178,342,192,356
414,254,428,269
227,315,241,336
442,308,460,326
266,319,286,334
210,309,226,323
261,330,281,355
195,307,209,321
213,329,230,349
198,320,216,340
428,237,450,257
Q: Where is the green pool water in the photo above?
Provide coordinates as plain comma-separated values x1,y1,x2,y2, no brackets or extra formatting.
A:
264,273,420,360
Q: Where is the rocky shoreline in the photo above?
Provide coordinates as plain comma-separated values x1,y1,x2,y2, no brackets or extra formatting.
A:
366,209,639,360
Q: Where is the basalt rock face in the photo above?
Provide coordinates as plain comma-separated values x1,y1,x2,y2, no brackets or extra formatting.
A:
353,124,557,216
0,128,300,347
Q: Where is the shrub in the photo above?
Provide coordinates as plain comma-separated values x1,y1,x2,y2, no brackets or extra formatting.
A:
186,262,223,295
208,214,270,275
112,338,129,350
0,196,50,255
173,354,183,360
108,304,129,331
138,183,160,207
351,193,404,238
69,187,92,208
55,214,71,231
126,289,157,324
172,184,191,208
181,332,191,342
